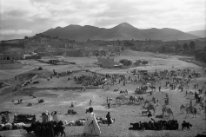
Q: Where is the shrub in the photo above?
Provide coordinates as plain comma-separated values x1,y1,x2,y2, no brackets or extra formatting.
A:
141,60,148,65
119,59,132,66
27,103,32,106
133,60,141,66
38,99,44,103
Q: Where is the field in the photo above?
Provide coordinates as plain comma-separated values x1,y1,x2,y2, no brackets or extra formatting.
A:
0,50,205,137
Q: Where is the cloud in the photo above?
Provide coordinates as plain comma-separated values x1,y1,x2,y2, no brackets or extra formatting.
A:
0,0,205,40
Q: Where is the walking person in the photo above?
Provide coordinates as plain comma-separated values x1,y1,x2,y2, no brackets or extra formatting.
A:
83,107,101,136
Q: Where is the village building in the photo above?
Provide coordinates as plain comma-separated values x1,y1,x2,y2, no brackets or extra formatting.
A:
0,53,22,64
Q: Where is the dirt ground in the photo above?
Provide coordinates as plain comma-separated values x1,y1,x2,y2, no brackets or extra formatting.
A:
0,50,205,137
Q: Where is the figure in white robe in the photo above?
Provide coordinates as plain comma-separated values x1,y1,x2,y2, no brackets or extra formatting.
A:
83,107,101,136
51,111,59,122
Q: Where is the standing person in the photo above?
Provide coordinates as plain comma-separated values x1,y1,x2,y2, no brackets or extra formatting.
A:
52,111,59,122
70,102,74,108
107,101,111,109
106,97,111,109
1,114,7,124
41,112,48,123
83,107,101,136
106,112,112,126
159,86,161,92
89,99,92,106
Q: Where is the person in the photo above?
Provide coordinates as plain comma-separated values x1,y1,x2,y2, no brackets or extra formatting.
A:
106,112,112,126
52,111,59,122
70,102,74,108
89,99,92,106
107,102,111,109
42,112,48,123
42,110,49,123
1,114,7,124
147,111,152,117
83,107,101,136
107,97,111,109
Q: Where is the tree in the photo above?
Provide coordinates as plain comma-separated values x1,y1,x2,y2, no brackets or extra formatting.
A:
189,41,195,50
124,40,134,47
119,59,132,66
24,36,29,39
174,43,181,52
183,43,189,51
195,50,206,63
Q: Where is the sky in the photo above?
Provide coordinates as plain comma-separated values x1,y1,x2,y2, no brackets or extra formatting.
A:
0,0,205,40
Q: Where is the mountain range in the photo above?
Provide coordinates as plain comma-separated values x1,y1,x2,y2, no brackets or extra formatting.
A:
40,22,199,41
187,30,206,38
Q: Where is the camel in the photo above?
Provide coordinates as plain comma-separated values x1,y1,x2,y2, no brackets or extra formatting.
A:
120,89,128,95
185,106,197,118
181,104,198,118
129,96,138,103
162,106,174,118
180,104,186,113
144,103,156,114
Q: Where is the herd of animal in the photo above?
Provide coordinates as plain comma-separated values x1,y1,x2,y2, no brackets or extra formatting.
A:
0,111,115,137
129,119,192,131
23,121,66,137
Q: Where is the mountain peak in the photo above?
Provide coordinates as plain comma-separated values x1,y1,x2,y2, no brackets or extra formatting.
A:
64,24,82,29
116,22,134,28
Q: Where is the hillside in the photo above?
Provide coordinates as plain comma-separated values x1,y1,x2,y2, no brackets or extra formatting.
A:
40,22,198,41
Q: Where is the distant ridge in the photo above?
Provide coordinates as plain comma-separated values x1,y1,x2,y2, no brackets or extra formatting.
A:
187,30,206,38
40,22,198,41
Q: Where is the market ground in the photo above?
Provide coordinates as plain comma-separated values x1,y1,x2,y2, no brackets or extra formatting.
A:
0,50,205,137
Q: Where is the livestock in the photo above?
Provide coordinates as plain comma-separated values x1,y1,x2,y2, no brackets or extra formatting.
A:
0,111,11,115
38,99,44,103
135,86,147,94
32,81,39,84
185,106,197,117
129,96,138,103
113,88,119,92
23,121,66,137
12,122,27,129
0,123,12,131
180,104,186,113
141,110,152,117
129,119,179,130
119,89,128,95
66,119,86,126
181,121,192,130
143,103,156,113
162,106,174,118
67,109,77,115
13,114,36,124
96,117,115,125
